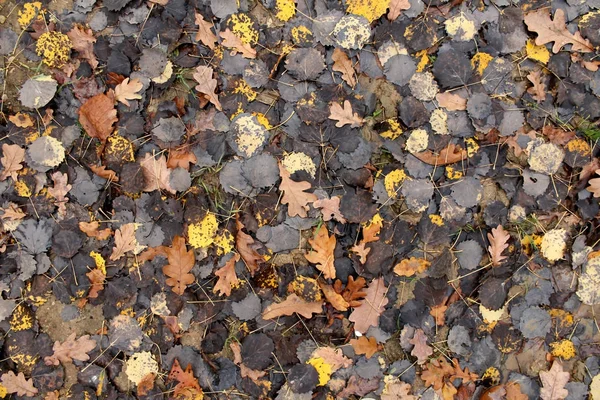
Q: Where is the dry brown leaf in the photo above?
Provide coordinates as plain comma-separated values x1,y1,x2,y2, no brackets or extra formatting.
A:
278,164,317,218
44,390,60,400
136,373,156,396
539,361,570,400
240,364,267,383
318,280,349,311
505,382,528,400
487,225,510,266
381,380,416,400
501,129,537,157
193,65,222,111
86,268,105,299
163,235,195,295
305,226,336,279
332,48,356,88
230,342,243,364
1,371,38,397
393,257,430,277
79,221,112,240
430,303,448,326
79,93,118,142
262,293,322,320
313,196,346,223
67,25,98,69
310,347,353,371
90,164,119,182
168,359,204,399
527,70,546,102
410,329,433,364
414,143,468,166
351,216,383,264
1,203,25,222
334,276,367,307
220,29,257,59
349,277,388,334
137,245,169,264
48,171,71,216
140,152,175,194
110,223,137,261
329,100,364,128
167,148,197,170
195,13,217,49
388,0,411,21
236,219,263,276
587,169,600,198
436,92,467,111
541,125,576,146
0,144,25,182
213,253,240,296
524,9,593,53
8,113,34,128
350,336,379,358
44,332,97,365
114,78,143,106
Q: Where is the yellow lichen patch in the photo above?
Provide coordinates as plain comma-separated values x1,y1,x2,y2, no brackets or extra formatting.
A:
479,303,506,323
307,357,333,386
430,109,448,135
233,114,268,158
36,31,72,68
105,134,134,162
213,230,234,256
120,307,135,317
416,49,429,72
482,367,501,386
566,138,591,155
9,352,38,369
521,234,543,255
187,212,219,249
125,351,159,385
234,80,257,102
406,129,429,154
465,138,479,157
549,309,574,328
445,166,463,180
25,130,40,144
291,25,312,45
346,0,388,23
526,39,550,64
18,2,43,28
252,112,272,129
550,339,576,360
471,52,493,75
445,12,477,41
541,228,567,262
10,304,34,331
275,0,296,22
384,169,406,198
333,15,371,50
282,152,316,178
228,13,258,45
152,61,173,84
14,180,32,198
90,251,106,274
0,383,7,398
380,119,403,140
288,276,322,302
429,214,444,226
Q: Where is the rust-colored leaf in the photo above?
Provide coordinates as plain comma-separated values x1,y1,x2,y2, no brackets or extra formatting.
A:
167,147,197,171
110,223,137,261
329,100,364,128
67,25,98,69
393,257,431,277
430,303,448,326
89,164,119,182
86,268,105,299
262,293,322,320
278,164,317,218
351,215,382,264
542,125,576,146
213,253,240,296
78,93,117,142
114,77,143,107
318,279,349,311
349,277,388,334
44,332,97,365
332,49,356,88
505,381,528,400
136,373,156,396
168,359,204,399
162,236,195,295
193,65,222,111
413,143,468,166
487,225,510,266
236,219,263,276
527,70,546,102
195,12,217,49
334,276,367,307
220,28,256,59
0,144,25,181
305,226,336,279
79,221,112,241
350,336,379,358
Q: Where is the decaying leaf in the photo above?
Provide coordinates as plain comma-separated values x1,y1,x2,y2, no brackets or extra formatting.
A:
436,92,467,111
318,280,350,311
524,9,593,53
236,219,263,276
539,361,569,400
213,253,240,296
163,235,195,295
262,293,322,319
167,148,197,171
90,165,119,182
527,70,546,102
329,100,364,128
305,226,336,279
351,214,383,263
44,333,97,365
409,329,433,364
334,276,367,307
195,12,217,49
79,221,112,240
393,257,430,277
140,152,176,194
114,78,143,106
278,164,317,218
313,196,347,223
168,359,204,399
110,223,138,261
349,277,388,334
86,268,105,298
0,144,25,181
79,93,118,142
193,65,222,111
67,25,98,69
388,0,411,21
220,29,256,59
0,371,38,397
332,48,356,88
413,143,468,166
47,171,71,216
487,225,510,266
350,336,379,358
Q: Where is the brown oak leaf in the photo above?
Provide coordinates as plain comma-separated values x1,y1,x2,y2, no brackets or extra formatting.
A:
351,216,383,264
381,380,417,400
90,165,119,182
318,280,349,311
524,9,593,53
430,303,448,326
1,371,38,397
114,78,143,107
527,70,546,102
86,268,105,299
44,333,97,365
278,164,317,218
413,143,468,166
588,169,600,198
388,0,411,21
1,203,25,222
262,293,322,319
236,219,263,276
410,329,433,364
163,235,195,295
305,226,336,279
505,381,529,400
193,65,222,111
110,223,138,261
334,276,367,307
220,29,256,59
0,144,25,181
349,277,388,334
436,92,467,111
541,125,575,146
168,359,204,399
332,49,356,88
67,25,98,69
167,148,197,170
140,152,175,194
350,336,379,358
79,93,117,142
329,100,364,128
313,196,346,223
539,361,570,400
47,171,71,216
213,253,240,296
79,221,112,241
487,225,510,266
393,257,431,277
195,13,217,49
136,373,156,396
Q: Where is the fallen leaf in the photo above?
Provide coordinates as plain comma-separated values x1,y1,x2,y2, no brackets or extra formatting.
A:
588,169,600,197
67,25,98,69
349,277,388,334
236,219,263,276
436,92,467,110
8,113,34,128
1,203,25,222
332,48,356,88
195,13,217,49
527,70,546,102
313,196,347,223
163,235,195,295
334,276,367,307
90,164,119,182
487,225,510,266
310,347,353,371
86,268,105,298
110,223,138,261
318,280,349,311
305,226,336,279
44,332,97,365
114,78,143,106
79,93,118,142
240,363,267,383
413,143,468,166
539,361,569,400
381,379,417,400
167,148,197,170
329,100,364,128
193,65,222,111
213,253,240,296
168,359,203,399
79,221,112,240
430,303,448,326
47,171,71,216
140,152,175,194
410,329,433,364
388,0,411,21
393,257,430,277
220,29,257,59
136,373,156,396
350,336,379,358
351,214,383,264
541,125,575,146
524,9,593,53
505,381,529,400
0,371,38,397
262,293,322,319
0,144,25,181
278,164,318,218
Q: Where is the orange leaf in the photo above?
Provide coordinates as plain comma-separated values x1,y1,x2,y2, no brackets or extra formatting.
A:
8,113,34,128
136,373,156,396
305,226,336,279
334,276,367,307
278,164,317,218
220,29,256,59
79,221,112,241
86,268,105,299
487,225,510,266
393,257,430,277
236,219,263,276
213,253,240,296
430,303,448,326
527,70,546,102
329,100,364,128
350,336,379,358
413,143,468,166
78,93,117,142
167,148,197,170
351,216,382,264
163,236,195,295
262,293,322,320
332,49,356,88
318,280,349,311
168,359,203,398
89,165,119,182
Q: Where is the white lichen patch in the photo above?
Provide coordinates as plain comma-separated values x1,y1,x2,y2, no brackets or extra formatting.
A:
540,228,567,262
406,129,429,154
282,152,316,178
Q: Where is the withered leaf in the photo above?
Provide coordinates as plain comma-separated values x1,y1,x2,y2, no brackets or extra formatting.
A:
334,276,367,307
278,164,317,218
388,0,411,21
114,78,143,107
110,223,137,261
86,268,105,299
524,9,593,53
47,171,71,216
140,152,175,194
163,235,195,295
44,332,97,365
167,148,197,170
527,70,546,102
436,92,467,111
305,226,336,279
0,144,25,181
213,253,240,296
90,164,119,182
195,13,217,49
410,329,433,364
588,169,600,197
168,359,204,399
393,257,430,277
79,93,118,142
193,65,222,111
262,293,322,320
8,113,34,128
220,29,257,59
539,361,569,400
79,221,112,240
350,336,379,358
332,48,356,88
318,280,349,311
329,100,364,128
351,216,383,264
413,143,468,166
236,219,263,276
313,197,346,223
1,371,38,397
487,225,510,266
349,277,388,334
67,25,98,69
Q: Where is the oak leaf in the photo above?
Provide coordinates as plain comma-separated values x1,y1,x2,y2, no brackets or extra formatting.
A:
413,143,468,166
539,361,569,400
79,93,118,142
541,125,575,146
349,277,388,334
334,276,367,307
381,380,416,400
351,215,383,264
236,219,263,276
67,25,98,69
110,223,137,261
350,336,379,358
0,371,38,397
313,196,346,223
167,148,197,170
318,280,349,311
136,373,156,396
140,152,175,194
505,382,529,400
1,203,25,222
86,268,105,299
262,293,322,320
195,13,217,49
193,65,222,111
305,226,336,279
430,303,448,326
90,164,119,182
388,0,411,21
47,171,71,216
394,257,430,277
44,333,97,365
168,359,203,399
527,70,546,102
278,164,317,218
114,78,143,106
310,347,353,371
487,225,510,266
213,253,240,296
410,329,433,364
587,169,600,198
163,235,195,295
524,9,593,53
332,49,356,88
79,221,112,240
0,144,25,181
8,113,34,128
436,92,467,110
220,29,256,59
329,100,364,128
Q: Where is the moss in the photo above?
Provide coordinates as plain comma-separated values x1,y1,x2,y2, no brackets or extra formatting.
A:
36,31,72,68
